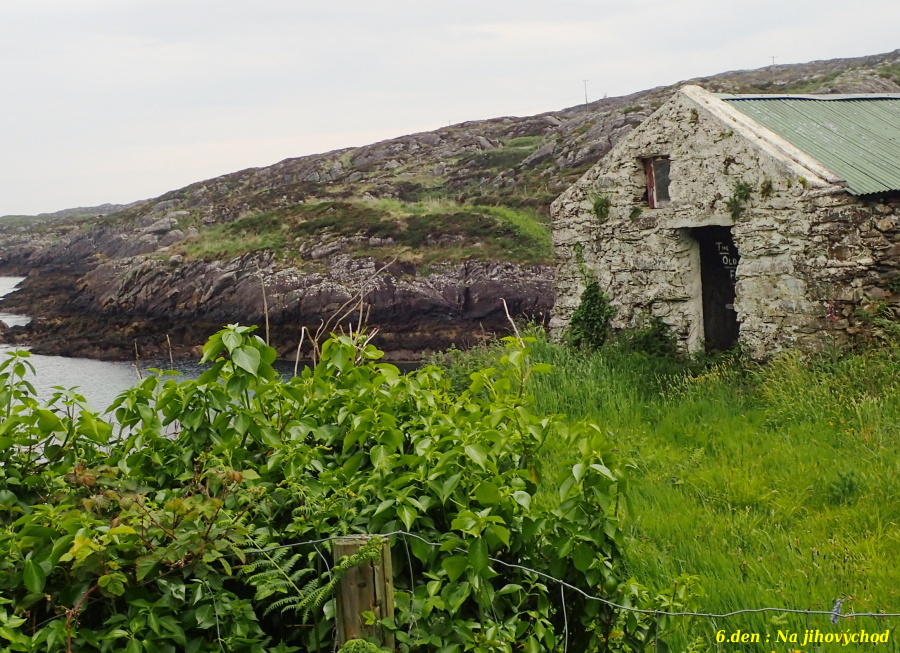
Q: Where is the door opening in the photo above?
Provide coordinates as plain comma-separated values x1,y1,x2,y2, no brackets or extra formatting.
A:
692,226,740,351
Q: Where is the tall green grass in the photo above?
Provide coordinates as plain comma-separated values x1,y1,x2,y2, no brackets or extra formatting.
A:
477,204,551,252
435,334,900,651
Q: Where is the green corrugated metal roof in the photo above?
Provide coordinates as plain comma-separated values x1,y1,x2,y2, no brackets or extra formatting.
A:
717,94,900,195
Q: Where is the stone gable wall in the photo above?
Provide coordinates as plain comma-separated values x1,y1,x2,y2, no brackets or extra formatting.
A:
551,90,900,357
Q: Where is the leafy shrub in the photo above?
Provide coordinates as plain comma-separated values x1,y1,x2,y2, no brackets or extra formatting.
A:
617,316,679,358
0,326,676,652
565,280,616,350
339,640,381,653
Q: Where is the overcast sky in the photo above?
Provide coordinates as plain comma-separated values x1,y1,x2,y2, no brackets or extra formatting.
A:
1,1,897,216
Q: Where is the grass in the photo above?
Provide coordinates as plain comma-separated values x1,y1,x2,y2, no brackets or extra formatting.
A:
877,64,900,84
434,333,900,652
463,149,532,169
179,226,288,260
570,121,595,139
478,205,550,246
504,135,544,149
177,199,553,265
0,215,45,232
459,136,545,171
777,70,844,94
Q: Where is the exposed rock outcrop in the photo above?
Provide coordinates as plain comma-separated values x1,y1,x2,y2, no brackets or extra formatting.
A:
0,251,552,360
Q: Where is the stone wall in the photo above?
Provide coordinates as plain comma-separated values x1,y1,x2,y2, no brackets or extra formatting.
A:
551,86,900,357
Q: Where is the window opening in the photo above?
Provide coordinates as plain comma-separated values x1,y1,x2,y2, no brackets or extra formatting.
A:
643,157,671,208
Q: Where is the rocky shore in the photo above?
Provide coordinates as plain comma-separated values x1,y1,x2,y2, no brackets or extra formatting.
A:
0,253,554,361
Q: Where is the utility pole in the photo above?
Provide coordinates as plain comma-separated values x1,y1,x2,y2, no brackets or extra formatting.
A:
582,80,589,105
770,55,777,68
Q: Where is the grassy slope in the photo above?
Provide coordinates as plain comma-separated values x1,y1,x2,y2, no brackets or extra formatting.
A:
437,335,900,651
175,198,553,265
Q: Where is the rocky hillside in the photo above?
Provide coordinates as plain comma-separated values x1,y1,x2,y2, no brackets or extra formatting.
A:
0,202,142,231
2,50,898,360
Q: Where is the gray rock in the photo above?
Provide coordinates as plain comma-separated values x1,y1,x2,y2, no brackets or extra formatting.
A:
522,143,556,167
159,230,185,247
152,199,180,213
309,241,345,259
141,217,179,235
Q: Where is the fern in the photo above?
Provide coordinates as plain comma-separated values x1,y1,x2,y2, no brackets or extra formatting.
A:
242,536,385,621
242,546,316,602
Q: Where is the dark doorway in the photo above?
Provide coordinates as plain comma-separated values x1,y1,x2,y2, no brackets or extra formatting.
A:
692,226,740,351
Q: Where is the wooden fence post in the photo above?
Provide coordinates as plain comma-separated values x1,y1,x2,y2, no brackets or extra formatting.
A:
334,535,395,650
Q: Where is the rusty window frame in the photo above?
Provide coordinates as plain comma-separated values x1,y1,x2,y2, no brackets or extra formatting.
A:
643,156,670,208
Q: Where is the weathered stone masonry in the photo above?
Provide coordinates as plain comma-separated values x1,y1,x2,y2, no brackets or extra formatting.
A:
551,85,900,358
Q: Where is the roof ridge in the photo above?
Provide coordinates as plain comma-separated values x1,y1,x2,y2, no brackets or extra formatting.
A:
715,93,900,101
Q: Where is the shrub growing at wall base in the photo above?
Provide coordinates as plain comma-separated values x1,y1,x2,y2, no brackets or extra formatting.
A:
0,326,688,652
565,280,616,351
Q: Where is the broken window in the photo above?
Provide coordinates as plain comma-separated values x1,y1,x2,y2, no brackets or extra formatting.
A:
643,157,671,208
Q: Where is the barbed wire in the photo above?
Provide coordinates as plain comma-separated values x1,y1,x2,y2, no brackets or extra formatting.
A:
31,527,900,639
244,530,900,622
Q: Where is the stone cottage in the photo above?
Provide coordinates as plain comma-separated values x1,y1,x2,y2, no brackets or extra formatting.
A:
550,85,900,357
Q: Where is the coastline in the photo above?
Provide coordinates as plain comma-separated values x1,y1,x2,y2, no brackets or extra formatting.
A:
0,265,535,363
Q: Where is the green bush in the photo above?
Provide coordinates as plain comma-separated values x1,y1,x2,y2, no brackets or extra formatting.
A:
0,326,681,652
591,195,611,222
565,280,616,350
617,316,679,358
